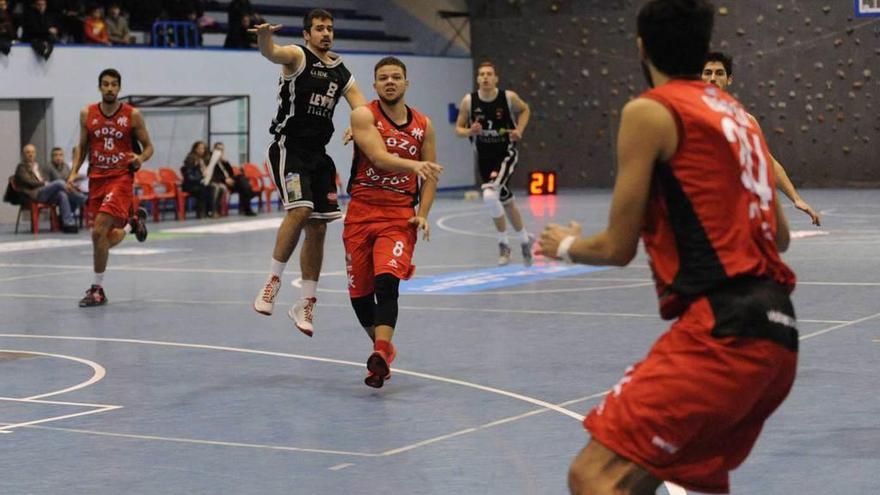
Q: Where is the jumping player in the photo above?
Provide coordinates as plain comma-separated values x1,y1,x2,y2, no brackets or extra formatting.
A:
345,56,443,388
250,9,367,336
455,61,534,266
703,51,821,226
69,68,152,308
540,1,798,493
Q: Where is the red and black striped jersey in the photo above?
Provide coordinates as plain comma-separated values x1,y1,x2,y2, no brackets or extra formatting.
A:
639,79,796,319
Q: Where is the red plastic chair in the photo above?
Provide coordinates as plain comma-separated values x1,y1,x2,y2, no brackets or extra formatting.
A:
260,162,278,212
241,163,267,212
134,169,176,222
158,167,190,219
10,177,60,234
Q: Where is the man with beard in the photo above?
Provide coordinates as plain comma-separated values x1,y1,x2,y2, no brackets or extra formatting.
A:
703,51,821,225
344,56,443,388
250,9,368,336
68,68,153,307
540,1,798,493
455,61,534,266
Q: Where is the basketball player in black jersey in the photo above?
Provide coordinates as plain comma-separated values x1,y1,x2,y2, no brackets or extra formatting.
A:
250,9,367,337
455,61,534,266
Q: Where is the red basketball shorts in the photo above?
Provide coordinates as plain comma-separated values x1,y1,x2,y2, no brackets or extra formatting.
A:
87,175,134,224
343,219,417,298
584,295,798,493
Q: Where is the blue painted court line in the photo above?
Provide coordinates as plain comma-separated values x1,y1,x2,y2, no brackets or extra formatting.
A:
402,263,611,294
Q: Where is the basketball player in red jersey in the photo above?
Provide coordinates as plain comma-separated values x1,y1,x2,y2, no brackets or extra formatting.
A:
540,1,798,493
702,51,821,226
346,56,443,388
68,68,154,307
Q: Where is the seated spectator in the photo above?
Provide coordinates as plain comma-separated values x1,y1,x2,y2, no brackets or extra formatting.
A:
105,3,131,45
14,143,86,233
50,146,87,192
21,0,60,59
54,0,84,43
210,142,256,216
0,0,13,56
223,12,256,49
180,140,220,217
83,4,109,45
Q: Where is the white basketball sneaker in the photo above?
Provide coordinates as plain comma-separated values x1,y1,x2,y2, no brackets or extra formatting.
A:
289,297,317,337
253,275,281,315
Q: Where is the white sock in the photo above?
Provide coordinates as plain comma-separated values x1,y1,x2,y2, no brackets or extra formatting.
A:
94,272,104,286
123,223,132,234
516,229,530,244
498,233,509,245
269,258,286,278
301,280,317,300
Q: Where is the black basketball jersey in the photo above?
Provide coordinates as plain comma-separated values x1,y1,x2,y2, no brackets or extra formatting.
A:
271,45,354,147
469,89,516,154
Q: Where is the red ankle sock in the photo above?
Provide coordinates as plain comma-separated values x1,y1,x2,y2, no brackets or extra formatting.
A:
374,339,392,355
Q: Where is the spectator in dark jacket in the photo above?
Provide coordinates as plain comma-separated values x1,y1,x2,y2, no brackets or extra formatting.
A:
180,140,220,217
21,0,60,59
210,142,256,216
0,0,14,55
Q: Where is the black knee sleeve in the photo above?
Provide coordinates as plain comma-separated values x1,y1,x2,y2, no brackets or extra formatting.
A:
350,294,375,329
373,273,400,328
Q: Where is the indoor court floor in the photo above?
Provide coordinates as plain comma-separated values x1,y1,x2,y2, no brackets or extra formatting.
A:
1,188,878,494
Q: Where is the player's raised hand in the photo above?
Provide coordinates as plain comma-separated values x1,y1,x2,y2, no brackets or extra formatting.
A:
408,216,430,241
414,161,443,182
248,23,283,36
538,221,582,259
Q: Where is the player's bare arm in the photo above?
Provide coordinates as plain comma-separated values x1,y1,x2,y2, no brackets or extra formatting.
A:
454,94,480,138
68,107,90,186
350,106,443,182
507,90,530,141
129,109,154,172
748,113,820,226
540,97,676,265
343,82,368,110
411,118,439,240
250,23,305,74
770,155,821,226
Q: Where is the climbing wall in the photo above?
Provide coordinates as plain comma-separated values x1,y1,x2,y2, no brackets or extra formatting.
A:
469,0,880,187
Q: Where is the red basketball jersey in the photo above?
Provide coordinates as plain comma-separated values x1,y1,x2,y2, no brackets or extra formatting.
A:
639,80,796,319
85,102,136,178
346,100,428,223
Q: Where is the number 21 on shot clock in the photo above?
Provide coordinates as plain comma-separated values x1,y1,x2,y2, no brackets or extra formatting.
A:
528,171,557,195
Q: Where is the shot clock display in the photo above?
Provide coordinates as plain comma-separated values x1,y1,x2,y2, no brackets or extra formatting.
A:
528,171,557,195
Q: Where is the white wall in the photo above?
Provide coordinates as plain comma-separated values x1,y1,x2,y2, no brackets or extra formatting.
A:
0,45,474,190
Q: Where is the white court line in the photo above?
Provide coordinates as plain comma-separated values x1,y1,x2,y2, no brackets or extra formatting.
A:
0,293,855,324
329,463,355,470
0,404,122,433
0,349,107,400
435,210,498,239
799,312,880,341
0,422,375,457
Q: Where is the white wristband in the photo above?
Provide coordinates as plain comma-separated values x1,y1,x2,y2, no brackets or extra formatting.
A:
556,235,577,263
